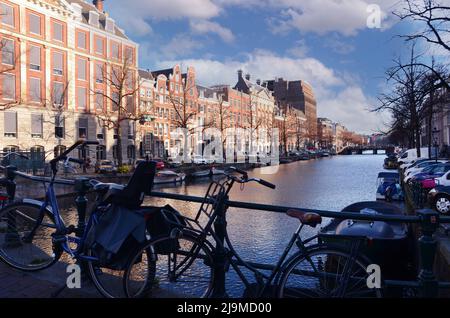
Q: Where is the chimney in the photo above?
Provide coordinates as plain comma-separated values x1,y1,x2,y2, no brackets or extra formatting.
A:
93,0,104,12
245,73,250,81
256,79,261,85
237,69,243,80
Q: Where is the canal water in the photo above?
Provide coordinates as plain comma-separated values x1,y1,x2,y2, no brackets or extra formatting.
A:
145,154,386,297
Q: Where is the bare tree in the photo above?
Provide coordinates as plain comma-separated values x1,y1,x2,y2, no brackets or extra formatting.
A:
208,93,233,156
92,56,145,166
372,46,432,156
394,0,450,91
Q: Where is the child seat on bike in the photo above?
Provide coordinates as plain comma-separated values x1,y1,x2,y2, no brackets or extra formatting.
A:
94,161,156,209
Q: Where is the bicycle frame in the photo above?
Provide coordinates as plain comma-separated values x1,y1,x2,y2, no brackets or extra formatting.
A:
23,173,98,262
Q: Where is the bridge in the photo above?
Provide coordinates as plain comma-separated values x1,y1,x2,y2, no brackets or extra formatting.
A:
338,145,395,155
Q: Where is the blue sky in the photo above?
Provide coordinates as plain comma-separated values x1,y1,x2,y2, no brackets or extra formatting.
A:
105,0,445,134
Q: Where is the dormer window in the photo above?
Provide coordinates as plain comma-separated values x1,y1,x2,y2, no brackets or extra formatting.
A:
105,18,115,33
89,11,99,27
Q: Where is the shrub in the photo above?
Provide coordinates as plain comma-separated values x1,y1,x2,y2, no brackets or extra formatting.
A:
117,165,131,174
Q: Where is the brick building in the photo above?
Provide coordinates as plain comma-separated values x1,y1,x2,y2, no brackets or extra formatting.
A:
0,0,138,162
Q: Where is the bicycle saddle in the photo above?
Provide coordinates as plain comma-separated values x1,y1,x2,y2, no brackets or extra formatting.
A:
287,209,322,227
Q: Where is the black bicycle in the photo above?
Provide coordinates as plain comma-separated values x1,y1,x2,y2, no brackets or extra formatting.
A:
123,167,382,298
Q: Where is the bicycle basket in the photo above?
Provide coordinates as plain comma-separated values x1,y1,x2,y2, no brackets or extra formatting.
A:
145,204,187,254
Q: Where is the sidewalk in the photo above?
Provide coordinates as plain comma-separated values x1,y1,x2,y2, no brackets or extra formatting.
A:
0,261,101,298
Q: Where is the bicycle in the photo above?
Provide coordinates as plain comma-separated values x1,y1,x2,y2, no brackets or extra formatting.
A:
0,140,156,298
123,167,382,298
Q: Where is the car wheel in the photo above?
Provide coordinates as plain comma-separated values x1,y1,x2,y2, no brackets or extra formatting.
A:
435,195,450,214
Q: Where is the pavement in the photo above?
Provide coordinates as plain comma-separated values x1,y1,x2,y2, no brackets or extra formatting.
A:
0,260,101,298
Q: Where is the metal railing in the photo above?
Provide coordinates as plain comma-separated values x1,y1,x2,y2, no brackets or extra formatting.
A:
2,165,450,298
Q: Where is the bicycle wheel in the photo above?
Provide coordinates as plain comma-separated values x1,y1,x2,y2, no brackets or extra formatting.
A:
124,233,215,298
0,201,60,271
278,246,382,298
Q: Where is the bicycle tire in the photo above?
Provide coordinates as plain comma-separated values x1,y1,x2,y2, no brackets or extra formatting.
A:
123,232,215,298
278,244,383,298
0,201,61,271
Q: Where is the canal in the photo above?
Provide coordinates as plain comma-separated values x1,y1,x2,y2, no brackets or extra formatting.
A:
145,154,386,297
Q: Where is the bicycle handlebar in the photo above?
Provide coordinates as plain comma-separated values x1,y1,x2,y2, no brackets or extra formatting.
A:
227,167,276,190
50,140,99,172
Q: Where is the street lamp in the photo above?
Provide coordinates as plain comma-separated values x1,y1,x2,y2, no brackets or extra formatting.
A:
432,127,440,163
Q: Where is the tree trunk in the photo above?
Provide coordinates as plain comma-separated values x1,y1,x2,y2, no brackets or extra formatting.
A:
116,125,123,166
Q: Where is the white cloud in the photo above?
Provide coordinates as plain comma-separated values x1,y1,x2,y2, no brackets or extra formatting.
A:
156,50,386,133
160,35,203,59
108,0,221,36
190,20,235,43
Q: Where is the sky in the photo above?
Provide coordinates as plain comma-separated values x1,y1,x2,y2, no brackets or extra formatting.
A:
105,0,447,134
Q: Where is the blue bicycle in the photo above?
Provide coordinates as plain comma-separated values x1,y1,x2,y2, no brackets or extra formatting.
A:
0,140,156,298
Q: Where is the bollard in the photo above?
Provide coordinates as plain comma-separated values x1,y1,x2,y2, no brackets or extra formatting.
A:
210,194,229,298
417,209,439,298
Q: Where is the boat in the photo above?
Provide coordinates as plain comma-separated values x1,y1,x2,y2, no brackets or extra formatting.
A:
320,151,330,157
376,172,403,201
191,169,212,178
319,201,412,282
153,170,185,185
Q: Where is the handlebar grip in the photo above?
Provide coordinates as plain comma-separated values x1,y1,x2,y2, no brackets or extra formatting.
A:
258,179,276,189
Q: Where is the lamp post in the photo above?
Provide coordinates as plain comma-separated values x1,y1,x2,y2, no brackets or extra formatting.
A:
432,127,440,163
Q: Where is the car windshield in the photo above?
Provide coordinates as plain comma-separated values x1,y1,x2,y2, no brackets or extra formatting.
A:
101,161,112,165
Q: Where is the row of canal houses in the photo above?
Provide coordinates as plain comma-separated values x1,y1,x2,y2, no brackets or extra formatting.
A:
0,0,360,163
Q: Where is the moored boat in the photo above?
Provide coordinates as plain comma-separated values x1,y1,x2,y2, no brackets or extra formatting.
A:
154,170,186,185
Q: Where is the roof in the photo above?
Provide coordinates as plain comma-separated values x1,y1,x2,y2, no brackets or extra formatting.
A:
138,69,154,80
151,68,173,79
66,0,128,39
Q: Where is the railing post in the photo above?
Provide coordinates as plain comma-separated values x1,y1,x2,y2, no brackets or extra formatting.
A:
5,166,18,243
417,209,439,298
74,177,90,238
210,194,229,298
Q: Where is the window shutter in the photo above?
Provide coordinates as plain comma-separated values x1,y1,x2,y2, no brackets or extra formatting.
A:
2,73,15,99
53,52,63,72
29,14,41,35
4,112,17,133
30,46,40,67
29,77,41,102
31,113,42,135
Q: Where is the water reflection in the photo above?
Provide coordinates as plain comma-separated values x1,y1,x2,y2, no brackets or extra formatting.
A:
144,155,385,296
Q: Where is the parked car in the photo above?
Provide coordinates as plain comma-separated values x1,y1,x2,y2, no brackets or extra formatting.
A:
409,164,450,184
397,147,438,166
429,186,450,214
435,169,450,187
404,163,442,183
94,160,117,174
405,160,446,176
192,155,208,165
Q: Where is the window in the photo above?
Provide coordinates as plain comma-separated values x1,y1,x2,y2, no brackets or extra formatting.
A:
128,121,135,139
29,45,40,71
95,64,103,83
52,51,63,75
96,145,106,160
54,145,66,156
125,47,133,62
1,3,14,27
31,113,43,138
126,96,135,113
111,42,120,59
78,118,88,139
29,77,41,102
29,13,41,35
2,38,14,65
95,91,103,111
77,31,87,49
2,73,15,99
4,111,17,137
52,82,64,106
111,92,119,111
77,87,87,110
95,37,104,55
52,21,63,42
76,57,87,80
55,115,64,138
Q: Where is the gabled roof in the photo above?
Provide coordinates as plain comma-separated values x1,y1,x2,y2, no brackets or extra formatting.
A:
151,68,173,79
138,69,154,80
66,0,127,39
